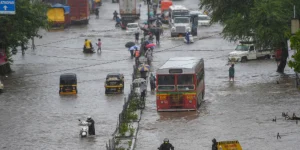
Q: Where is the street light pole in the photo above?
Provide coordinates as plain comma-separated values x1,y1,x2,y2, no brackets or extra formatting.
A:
147,1,150,27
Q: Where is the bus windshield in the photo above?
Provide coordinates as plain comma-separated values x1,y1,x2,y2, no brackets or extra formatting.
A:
177,74,195,91
157,75,175,91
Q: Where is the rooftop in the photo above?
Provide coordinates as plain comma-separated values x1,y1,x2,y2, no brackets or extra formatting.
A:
158,57,200,69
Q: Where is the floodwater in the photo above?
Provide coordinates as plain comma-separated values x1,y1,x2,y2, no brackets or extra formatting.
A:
0,0,299,150
136,0,300,150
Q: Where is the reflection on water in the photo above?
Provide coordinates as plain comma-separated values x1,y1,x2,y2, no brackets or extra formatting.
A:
158,111,200,121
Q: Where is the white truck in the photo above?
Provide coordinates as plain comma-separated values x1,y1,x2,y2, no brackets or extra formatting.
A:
119,0,140,23
169,5,191,37
228,43,274,62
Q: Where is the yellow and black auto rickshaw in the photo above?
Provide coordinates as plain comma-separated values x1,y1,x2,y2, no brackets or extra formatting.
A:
105,73,124,94
59,73,77,94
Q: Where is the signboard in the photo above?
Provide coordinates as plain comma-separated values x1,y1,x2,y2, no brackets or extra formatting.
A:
0,0,15,15
217,141,242,150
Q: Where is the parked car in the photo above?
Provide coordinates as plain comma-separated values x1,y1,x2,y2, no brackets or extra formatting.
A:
0,80,3,93
228,42,274,62
198,14,210,26
126,23,140,33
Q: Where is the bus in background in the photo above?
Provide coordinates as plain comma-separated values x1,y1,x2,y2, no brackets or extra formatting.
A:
156,57,205,111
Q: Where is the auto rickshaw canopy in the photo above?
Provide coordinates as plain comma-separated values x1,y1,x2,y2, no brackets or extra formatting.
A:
60,73,77,84
106,73,124,80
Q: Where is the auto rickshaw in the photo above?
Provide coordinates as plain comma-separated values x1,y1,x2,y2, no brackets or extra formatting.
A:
59,73,77,94
105,73,124,94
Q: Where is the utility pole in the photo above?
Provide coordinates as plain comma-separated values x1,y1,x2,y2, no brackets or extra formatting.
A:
147,0,150,27
291,5,299,35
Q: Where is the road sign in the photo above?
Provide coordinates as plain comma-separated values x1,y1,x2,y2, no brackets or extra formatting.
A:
0,0,15,15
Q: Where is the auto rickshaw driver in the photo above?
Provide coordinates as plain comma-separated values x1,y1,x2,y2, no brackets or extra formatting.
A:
83,39,93,52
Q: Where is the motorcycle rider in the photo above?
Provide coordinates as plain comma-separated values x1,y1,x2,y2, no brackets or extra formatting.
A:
113,10,118,20
159,138,174,150
212,138,217,150
95,8,99,19
185,29,191,44
115,16,121,27
86,116,95,135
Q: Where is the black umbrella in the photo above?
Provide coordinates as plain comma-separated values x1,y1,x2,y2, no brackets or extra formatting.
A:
125,42,135,48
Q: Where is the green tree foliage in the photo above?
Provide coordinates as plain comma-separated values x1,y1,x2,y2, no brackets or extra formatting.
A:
0,0,49,62
200,0,299,47
200,0,300,73
289,30,300,72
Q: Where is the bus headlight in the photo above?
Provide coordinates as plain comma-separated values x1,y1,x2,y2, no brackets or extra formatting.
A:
171,27,175,31
161,101,164,104
189,100,192,103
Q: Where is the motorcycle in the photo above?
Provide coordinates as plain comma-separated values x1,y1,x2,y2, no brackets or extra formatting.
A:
78,119,90,137
184,34,194,43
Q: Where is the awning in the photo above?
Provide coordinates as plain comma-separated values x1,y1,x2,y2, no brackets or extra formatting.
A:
52,3,70,14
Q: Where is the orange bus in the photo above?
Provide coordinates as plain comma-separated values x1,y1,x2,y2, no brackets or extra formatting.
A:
156,57,205,111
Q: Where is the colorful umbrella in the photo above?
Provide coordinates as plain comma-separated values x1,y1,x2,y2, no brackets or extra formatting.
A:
138,64,150,72
145,43,156,49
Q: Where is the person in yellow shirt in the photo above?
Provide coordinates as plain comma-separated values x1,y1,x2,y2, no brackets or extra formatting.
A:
83,39,93,52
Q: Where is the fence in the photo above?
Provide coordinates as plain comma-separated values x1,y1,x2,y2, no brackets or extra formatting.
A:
106,35,152,150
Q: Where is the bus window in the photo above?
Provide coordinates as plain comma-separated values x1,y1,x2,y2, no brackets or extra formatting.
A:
177,74,194,85
158,75,175,85
177,74,194,90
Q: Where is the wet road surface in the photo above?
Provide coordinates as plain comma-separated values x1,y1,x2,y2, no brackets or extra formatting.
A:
135,0,300,150
0,0,136,149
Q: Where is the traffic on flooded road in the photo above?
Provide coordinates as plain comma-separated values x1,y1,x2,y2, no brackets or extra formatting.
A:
0,0,299,150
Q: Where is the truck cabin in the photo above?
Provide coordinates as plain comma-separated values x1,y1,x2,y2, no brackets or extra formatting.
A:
235,44,255,52
169,5,189,23
174,17,190,24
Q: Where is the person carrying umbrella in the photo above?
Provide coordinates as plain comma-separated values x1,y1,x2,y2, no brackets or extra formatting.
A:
155,29,160,45
138,64,150,80
129,45,137,58
150,73,156,91
135,31,140,43
134,48,140,65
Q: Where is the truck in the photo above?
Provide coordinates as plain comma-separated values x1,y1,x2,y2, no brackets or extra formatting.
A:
67,0,90,24
169,5,191,37
119,0,140,23
228,42,274,62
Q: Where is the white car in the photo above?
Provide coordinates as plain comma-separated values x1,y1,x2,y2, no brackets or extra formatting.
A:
0,80,3,93
126,23,140,34
198,14,211,26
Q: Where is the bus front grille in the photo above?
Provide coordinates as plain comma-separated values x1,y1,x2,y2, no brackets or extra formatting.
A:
170,94,184,106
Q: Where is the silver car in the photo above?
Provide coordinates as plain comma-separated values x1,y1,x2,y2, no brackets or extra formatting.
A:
126,23,140,34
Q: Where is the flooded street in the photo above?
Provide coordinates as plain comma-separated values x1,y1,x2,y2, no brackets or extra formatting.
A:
0,0,299,150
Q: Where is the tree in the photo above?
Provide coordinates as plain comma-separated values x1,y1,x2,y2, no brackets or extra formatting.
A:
200,0,300,72
289,30,300,73
0,0,49,63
